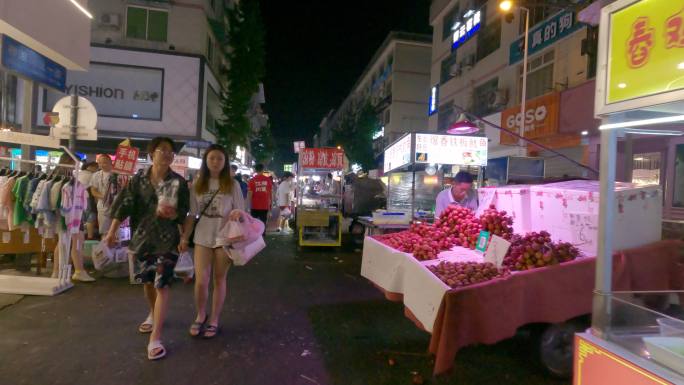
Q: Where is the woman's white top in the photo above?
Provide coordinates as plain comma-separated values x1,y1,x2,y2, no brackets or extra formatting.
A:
190,178,245,248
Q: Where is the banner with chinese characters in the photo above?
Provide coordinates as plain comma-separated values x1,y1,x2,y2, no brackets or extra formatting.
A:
299,148,345,170
500,92,560,145
113,145,139,175
414,134,487,166
605,0,684,105
384,134,412,172
509,10,585,64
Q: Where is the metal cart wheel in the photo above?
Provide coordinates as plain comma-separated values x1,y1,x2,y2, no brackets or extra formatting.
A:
537,318,588,379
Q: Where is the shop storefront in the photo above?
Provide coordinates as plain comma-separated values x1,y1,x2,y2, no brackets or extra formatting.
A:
35,45,222,156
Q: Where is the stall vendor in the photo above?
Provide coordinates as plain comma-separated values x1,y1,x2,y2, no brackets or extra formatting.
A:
435,171,478,217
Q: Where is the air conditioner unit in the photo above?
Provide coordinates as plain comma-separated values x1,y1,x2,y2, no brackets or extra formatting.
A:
488,89,508,109
449,63,461,77
461,55,475,71
100,13,121,28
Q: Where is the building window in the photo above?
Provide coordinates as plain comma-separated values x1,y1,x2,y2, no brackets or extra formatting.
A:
442,6,460,41
472,77,499,116
476,18,501,62
519,5,553,34
519,50,554,101
384,109,391,124
126,6,168,42
440,51,458,84
207,36,214,62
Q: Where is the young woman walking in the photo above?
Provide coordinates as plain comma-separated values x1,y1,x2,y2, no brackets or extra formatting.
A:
105,137,190,360
180,144,244,338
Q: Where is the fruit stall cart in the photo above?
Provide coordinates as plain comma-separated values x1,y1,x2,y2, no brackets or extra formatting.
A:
383,132,488,222
573,0,684,383
296,147,345,248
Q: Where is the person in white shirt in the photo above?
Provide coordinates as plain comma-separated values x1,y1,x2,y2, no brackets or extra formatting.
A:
89,154,113,237
276,172,295,232
435,171,478,218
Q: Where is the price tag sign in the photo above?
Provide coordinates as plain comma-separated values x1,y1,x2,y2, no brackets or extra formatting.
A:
484,234,511,268
475,231,491,253
2,232,10,243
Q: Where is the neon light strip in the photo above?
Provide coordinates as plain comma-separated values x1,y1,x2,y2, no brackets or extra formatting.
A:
69,0,93,19
599,114,684,130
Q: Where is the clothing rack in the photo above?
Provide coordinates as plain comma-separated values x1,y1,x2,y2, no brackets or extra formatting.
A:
0,144,80,296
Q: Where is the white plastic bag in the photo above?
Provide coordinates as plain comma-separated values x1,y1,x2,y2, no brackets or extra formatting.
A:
174,251,194,278
227,236,266,266
92,240,116,271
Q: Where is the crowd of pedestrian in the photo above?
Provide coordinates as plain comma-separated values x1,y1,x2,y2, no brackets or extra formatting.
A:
54,136,296,360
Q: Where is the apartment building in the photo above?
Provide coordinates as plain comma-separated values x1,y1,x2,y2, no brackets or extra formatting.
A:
429,0,598,177
323,31,432,162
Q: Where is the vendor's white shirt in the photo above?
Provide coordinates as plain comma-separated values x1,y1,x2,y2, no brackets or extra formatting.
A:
89,170,111,212
435,188,478,218
277,180,295,207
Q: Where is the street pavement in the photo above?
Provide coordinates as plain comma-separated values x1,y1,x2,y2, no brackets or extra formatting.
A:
0,233,380,385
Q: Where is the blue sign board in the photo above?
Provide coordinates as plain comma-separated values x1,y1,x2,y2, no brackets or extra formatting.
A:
452,10,483,51
509,10,585,65
1,35,66,92
428,85,439,116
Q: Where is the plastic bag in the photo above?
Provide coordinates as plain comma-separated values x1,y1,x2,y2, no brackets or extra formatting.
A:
216,211,265,248
174,251,194,278
156,179,180,218
92,240,116,271
227,236,265,266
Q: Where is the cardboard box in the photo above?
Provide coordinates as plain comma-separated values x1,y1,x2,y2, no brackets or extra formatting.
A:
529,181,662,256
477,185,532,234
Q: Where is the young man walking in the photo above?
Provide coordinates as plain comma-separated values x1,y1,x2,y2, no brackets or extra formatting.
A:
247,164,273,226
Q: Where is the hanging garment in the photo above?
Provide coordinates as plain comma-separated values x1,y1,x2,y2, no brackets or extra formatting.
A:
12,175,31,228
61,181,87,235
3,176,16,230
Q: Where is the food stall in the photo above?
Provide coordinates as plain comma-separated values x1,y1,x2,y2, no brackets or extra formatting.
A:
572,0,684,384
383,132,488,222
296,147,345,248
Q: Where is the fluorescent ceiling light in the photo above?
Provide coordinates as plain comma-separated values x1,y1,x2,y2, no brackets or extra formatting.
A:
623,128,683,136
69,0,93,19
600,114,684,130
679,62,684,70
618,83,627,89
581,130,588,136
633,157,644,161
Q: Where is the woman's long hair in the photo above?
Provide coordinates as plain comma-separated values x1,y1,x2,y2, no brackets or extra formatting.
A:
194,144,233,195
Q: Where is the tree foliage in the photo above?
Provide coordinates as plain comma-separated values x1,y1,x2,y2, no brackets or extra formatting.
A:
332,100,378,170
217,0,265,157
250,122,276,164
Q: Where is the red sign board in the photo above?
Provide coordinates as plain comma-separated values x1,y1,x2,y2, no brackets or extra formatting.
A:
112,145,139,175
299,148,344,169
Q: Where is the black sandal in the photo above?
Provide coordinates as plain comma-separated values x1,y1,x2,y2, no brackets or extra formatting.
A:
189,315,208,337
203,324,219,339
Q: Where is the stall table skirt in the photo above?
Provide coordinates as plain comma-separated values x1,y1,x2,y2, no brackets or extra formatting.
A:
364,238,684,376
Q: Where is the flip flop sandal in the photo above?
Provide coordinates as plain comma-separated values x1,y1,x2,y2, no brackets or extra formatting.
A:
147,340,166,361
138,315,154,334
189,315,208,337
203,325,219,339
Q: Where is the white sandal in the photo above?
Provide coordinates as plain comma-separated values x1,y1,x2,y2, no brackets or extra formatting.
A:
147,340,166,360
138,315,154,334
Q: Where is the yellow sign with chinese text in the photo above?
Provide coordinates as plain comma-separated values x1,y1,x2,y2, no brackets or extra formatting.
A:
608,0,684,104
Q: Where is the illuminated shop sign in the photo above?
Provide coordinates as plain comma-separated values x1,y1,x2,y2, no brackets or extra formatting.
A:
452,10,482,50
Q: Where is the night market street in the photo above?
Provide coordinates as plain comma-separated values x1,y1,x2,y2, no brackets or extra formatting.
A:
0,233,566,385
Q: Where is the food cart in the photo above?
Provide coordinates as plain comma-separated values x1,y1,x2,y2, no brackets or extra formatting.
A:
573,1,684,383
383,132,488,222
296,147,345,248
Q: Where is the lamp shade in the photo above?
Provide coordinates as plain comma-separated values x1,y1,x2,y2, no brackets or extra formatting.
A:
446,119,479,135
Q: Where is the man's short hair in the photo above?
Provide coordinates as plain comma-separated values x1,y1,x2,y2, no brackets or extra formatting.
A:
255,164,265,173
454,171,474,184
230,164,238,171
